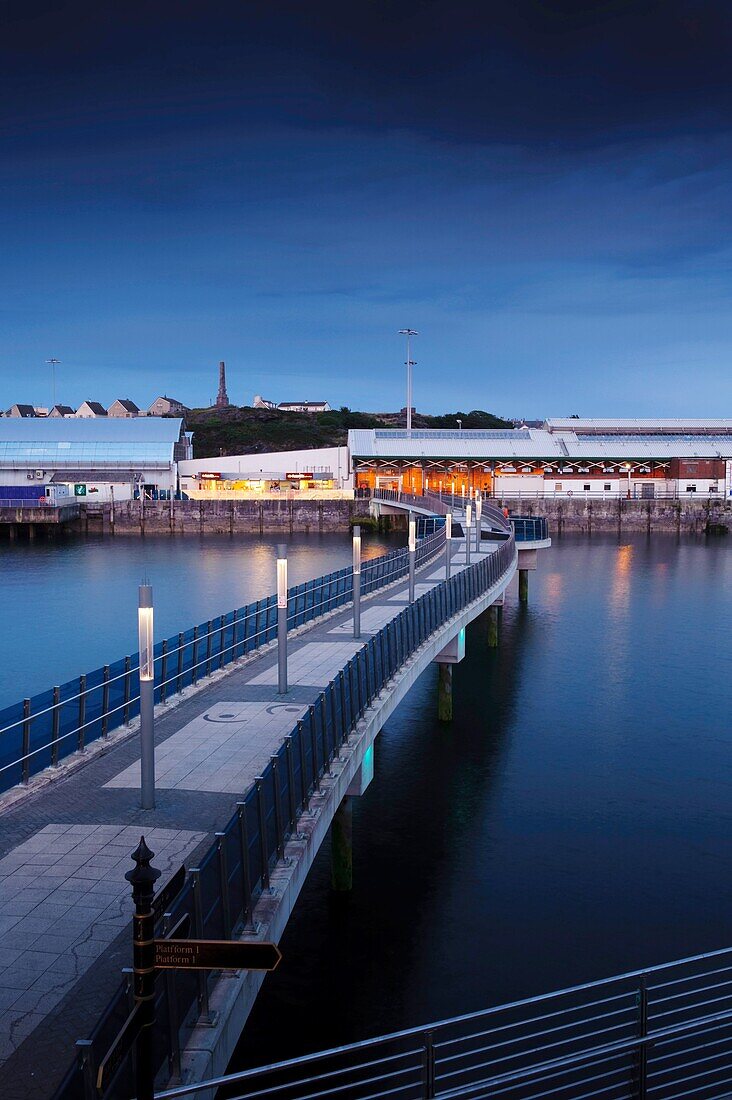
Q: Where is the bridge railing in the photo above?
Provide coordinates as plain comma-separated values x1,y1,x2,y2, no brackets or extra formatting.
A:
54,535,517,1100
146,943,732,1100
0,528,446,796
511,515,549,542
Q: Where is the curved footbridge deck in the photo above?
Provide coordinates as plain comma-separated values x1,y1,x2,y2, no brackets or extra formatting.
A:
0,501,549,1100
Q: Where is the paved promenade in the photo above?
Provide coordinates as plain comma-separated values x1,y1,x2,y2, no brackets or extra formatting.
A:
0,536,486,1099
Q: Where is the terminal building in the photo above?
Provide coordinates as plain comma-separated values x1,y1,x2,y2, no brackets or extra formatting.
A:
178,445,351,495
347,420,732,499
0,417,192,503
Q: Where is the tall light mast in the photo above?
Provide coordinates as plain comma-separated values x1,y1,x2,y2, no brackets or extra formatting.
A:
398,329,418,436
46,358,61,408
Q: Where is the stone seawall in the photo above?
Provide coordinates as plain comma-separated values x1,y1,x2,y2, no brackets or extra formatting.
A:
80,498,371,535
497,497,731,534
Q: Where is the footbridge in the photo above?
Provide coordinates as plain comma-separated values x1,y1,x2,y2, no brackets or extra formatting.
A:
370,487,551,604
0,510,548,1100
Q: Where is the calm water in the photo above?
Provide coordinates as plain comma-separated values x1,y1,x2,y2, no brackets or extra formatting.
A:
0,531,393,707
231,532,732,1069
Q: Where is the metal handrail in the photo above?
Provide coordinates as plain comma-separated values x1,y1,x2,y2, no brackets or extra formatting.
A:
149,946,732,1100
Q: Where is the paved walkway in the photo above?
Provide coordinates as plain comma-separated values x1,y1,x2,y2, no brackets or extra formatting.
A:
0,536,490,1099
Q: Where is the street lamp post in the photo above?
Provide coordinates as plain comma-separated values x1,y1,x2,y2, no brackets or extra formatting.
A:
445,513,452,579
352,526,361,639
408,514,416,603
476,494,482,553
465,503,472,566
398,329,418,437
276,546,288,694
138,584,155,810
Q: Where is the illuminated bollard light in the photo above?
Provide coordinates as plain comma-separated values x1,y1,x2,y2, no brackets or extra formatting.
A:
466,503,472,566
138,583,155,810
445,513,453,580
277,545,288,694
353,525,361,639
408,514,416,603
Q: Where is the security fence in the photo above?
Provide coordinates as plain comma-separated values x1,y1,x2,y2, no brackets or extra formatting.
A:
0,528,445,795
53,534,517,1100
151,943,732,1100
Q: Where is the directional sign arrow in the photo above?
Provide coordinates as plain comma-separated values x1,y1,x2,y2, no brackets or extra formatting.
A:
96,1002,144,1094
152,864,186,925
154,938,282,972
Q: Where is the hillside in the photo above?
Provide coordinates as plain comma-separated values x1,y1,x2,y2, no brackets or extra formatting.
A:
187,406,513,458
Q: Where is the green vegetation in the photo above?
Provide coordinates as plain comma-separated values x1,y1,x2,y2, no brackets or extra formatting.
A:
187,405,513,458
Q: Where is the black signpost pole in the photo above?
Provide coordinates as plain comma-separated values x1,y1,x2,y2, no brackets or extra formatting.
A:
126,837,161,1100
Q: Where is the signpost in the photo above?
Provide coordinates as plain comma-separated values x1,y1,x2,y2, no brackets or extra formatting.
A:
95,838,283,1099
155,938,281,971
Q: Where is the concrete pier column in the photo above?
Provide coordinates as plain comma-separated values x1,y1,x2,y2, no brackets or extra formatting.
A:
437,663,453,722
8,524,17,540
27,525,36,541
519,569,529,603
487,604,500,647
331,796,353,891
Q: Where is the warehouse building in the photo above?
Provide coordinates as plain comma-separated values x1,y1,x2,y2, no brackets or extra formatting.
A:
347,420,732,499
0,417,192,503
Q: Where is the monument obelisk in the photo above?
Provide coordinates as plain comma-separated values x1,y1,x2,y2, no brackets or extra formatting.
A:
216,360,230,408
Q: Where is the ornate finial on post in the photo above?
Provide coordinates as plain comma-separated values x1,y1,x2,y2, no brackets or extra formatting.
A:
125,835,161,902
126,836,160,1100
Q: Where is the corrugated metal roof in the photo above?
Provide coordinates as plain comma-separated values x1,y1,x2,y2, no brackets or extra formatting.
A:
0,417,184,468
545,418,732,435
348,428,732,460
0,417,183,442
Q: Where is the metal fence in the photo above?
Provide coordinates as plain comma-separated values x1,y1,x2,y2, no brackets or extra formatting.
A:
0,529,446,795
148,943,732,1100
53,533,516,1100
510,516,549,542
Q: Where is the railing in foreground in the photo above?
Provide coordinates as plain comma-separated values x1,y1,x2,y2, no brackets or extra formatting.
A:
151,943,732,1100
0,529,445,795
53,535,516,1100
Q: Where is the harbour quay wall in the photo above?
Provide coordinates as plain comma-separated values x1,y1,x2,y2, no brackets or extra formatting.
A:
84,497,371,535
497,497,731,534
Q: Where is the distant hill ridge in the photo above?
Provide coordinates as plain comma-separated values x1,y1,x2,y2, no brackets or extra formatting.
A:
187,405,512,458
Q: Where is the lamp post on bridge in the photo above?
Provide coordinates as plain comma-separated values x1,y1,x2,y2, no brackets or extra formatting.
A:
476,494,482,553
465,503,472,566
445,513,452,580
138,584,155,811
408,513,416,603
276,545,288,694
353,525,361,639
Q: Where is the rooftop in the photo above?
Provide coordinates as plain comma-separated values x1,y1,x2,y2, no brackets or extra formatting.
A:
0,417,185,468
348,423,732,461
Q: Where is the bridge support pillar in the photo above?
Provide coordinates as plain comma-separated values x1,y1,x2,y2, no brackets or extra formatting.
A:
519,569,529,604
331,796,353,892
437,663,453,722
487,604,500,647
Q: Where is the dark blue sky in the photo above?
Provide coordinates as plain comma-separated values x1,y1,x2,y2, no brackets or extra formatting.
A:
2,1,732,416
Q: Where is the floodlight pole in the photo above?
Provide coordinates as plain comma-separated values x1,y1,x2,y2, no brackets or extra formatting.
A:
398,329,418,436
